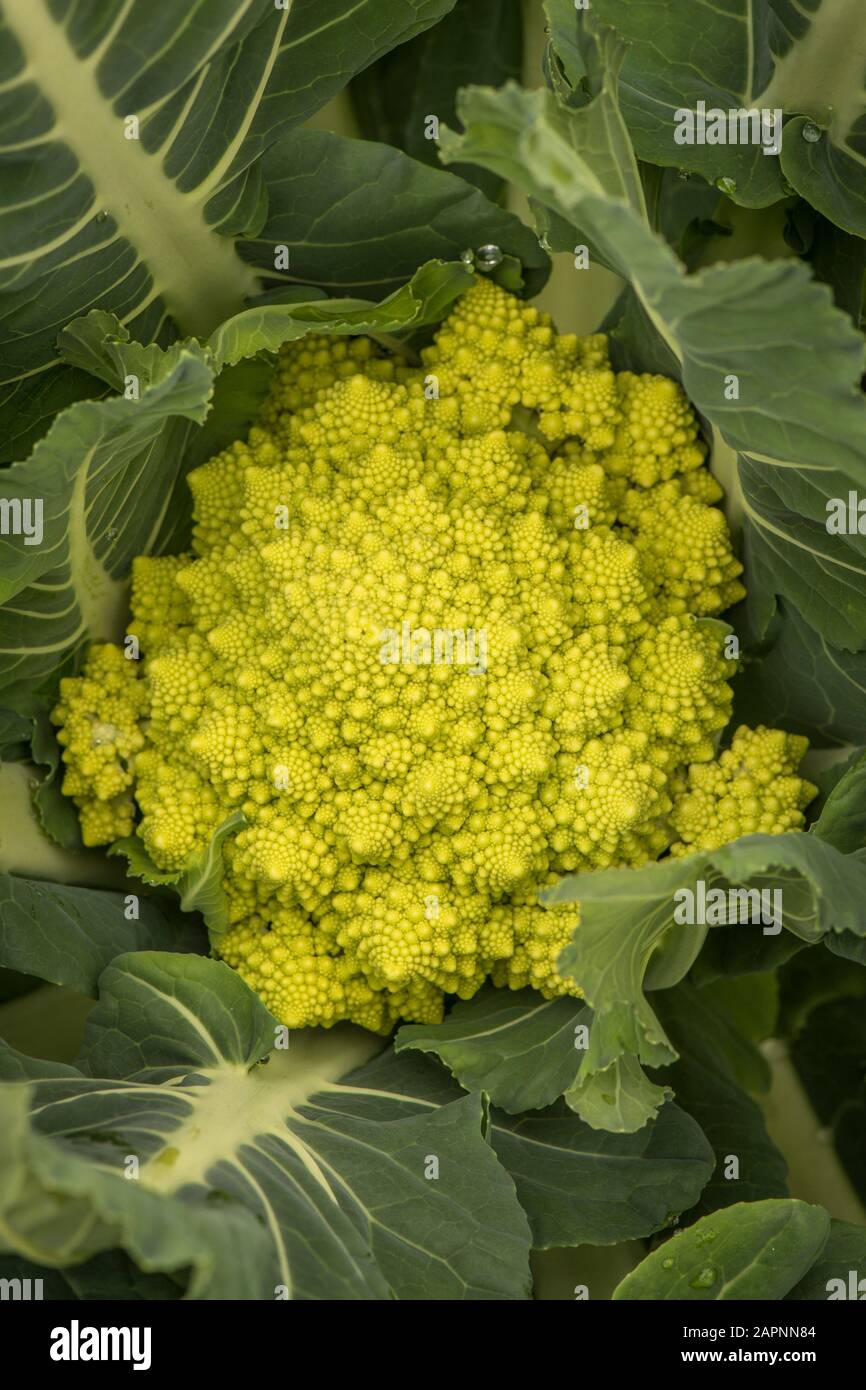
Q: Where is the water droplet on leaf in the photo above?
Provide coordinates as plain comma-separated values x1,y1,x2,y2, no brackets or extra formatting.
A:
802,121,822,143
475,243,503,271
689,1266,718,1289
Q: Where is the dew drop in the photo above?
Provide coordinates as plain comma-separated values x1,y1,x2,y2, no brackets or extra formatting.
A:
715,176,737,196
459,247,475,267
475,243,503,271
802,121,822,143
689,1266,718,1289
661,1257,674,1270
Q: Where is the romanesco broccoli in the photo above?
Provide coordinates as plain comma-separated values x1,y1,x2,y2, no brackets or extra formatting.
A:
51,280,816,1033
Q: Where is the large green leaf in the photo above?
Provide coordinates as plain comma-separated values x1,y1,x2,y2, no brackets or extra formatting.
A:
777,944,866,1040
0,1079,276,1299
811,749,866,852
395,986,590,1113
588,0,866,237
237,129,549,299
550,833,866,1132
0,873,205,995
54,311,276,557
0,952,533,1300
655,978,775,1096
786,1220,866,1300
0,0,457,458
652,1057,789,1222
612,1199,831,1300
738,457,866,653
368,1044,714,1250
352,0,523,200
650,982,789,1220
490,1100,713,1249
0,1249,180,1300
734,599,866,746
0,342,213,709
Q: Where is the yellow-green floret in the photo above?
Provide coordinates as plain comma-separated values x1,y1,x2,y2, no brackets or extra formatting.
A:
51,280,816,1033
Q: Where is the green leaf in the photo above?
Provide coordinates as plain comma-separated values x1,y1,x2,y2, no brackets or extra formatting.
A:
0,0,457,458
786,1220,866,1300
692,922,808,982
0,709,32,762
650,982,789,1220
111,811,245,945
550,833,866,1132
490,1100,714,1249
0,873,205,997
806,215,866,323
1,952,533,1300
395,986,590,1113
654,1057,789,1221
0,345,214,710
738,457,866,653
208,259,474,368
29,712,83,853
351,0,523,200
777,944,866,1039
589,0,866,238
54,312,276,557
376,1043,713,1253
810,749,866,852
0,1079,276,1299
543,0,585,94
237,129,548,299
0,1249,181,1300
613,1199,831,1301
654,979,774,1096
733,600,866,746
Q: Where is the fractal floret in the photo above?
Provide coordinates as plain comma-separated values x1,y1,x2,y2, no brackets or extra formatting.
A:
52,280,816,1032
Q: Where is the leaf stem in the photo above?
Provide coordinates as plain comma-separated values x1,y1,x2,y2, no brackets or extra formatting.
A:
759,1038,866,1224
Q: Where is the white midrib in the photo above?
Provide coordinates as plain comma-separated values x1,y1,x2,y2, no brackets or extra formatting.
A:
3,0,261,336
140,1028,382,1196
65,450,129,642
760,0,866,140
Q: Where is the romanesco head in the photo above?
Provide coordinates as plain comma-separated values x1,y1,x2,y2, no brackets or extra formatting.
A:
52,280,812,1032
